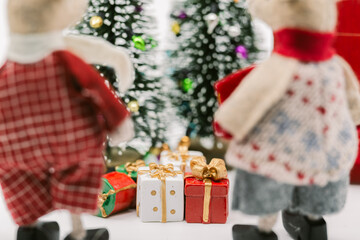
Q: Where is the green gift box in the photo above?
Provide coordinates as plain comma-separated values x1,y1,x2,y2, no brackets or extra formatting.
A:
116,160,146,182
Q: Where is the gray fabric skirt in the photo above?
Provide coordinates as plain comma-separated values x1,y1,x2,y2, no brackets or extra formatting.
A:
232,169,349,216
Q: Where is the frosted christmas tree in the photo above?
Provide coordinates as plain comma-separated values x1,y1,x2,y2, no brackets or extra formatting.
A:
76,0,169,161
169,0,259,142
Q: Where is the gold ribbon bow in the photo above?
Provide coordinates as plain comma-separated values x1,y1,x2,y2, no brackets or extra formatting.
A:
164,136,192,172
189,157,228,223
177,136,191,153
98,184,137,218
138,163,183,223
123,160,146,177
190,157,228,181
160,143,170,153
165,152,191,173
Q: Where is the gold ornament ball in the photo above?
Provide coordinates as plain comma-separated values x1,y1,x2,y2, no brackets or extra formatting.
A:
90,16,104,29
149,147,161,156
128,100,140,112
172,22,181,35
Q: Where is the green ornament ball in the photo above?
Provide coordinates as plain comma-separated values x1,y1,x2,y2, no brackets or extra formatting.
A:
182,78,194,92
132,36,146,51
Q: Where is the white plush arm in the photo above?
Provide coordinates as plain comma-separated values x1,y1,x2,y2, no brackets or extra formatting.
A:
108,118,135,146
64,34,135,93
215,54,299,141
336,55,360,125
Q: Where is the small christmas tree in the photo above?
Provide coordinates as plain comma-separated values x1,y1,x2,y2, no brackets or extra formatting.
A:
169,0,259,140
76,0,168,161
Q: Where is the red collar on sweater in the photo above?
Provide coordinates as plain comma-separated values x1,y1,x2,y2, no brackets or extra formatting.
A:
273,28,336,62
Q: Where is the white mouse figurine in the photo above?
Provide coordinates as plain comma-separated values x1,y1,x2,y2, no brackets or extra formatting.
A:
215,0,360,239
0,0,135,240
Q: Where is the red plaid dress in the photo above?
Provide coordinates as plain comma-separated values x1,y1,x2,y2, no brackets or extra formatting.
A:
0,50,129,225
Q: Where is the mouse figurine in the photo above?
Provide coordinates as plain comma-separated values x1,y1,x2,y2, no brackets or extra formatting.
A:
0,0,135,240
215,0,360,239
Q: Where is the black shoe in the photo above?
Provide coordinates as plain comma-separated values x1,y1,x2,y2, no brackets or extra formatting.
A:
282,211,327,240
233,225,278,240
17,222,59,240
17,226,36,240
64,228,109,240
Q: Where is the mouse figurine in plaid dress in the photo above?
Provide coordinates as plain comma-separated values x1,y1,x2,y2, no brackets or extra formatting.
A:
0,0,135,240
215,0,360,239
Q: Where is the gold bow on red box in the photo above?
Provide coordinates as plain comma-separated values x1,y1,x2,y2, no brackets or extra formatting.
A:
189,157,228,223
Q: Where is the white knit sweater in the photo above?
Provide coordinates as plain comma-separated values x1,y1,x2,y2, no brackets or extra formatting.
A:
220,56,359,186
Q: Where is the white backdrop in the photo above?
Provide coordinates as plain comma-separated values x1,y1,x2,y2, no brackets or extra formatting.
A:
0,0,272,64
0,0,173,64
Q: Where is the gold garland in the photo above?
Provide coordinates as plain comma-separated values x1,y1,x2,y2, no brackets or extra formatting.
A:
138,163,183,222
98,184,137,218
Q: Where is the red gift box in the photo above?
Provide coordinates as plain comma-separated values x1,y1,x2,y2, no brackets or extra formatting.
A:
185,177,229,224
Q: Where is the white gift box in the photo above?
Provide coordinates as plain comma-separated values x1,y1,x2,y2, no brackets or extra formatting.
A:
136,165,184,222
159,150,203,173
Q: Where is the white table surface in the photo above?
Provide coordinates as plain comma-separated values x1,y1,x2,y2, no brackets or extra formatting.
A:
0,170,359,240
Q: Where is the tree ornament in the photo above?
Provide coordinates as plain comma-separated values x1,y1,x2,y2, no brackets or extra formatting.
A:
228,26,241,37
172,22,181,35
135,5,143,13
89,16,104,29
132,36,146,51
204,13,219,34
178,11,188,19
149,147,161,156
128,100,140,112
235,45,248,59
182,78,194,92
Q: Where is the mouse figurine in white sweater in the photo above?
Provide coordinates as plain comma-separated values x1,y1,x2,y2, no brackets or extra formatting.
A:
0,0,135,240
215,0,360,239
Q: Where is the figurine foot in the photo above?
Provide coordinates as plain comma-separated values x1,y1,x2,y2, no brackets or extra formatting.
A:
282,211,327,240
17,222,59,240
64,228,109,240
232,225,278,240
